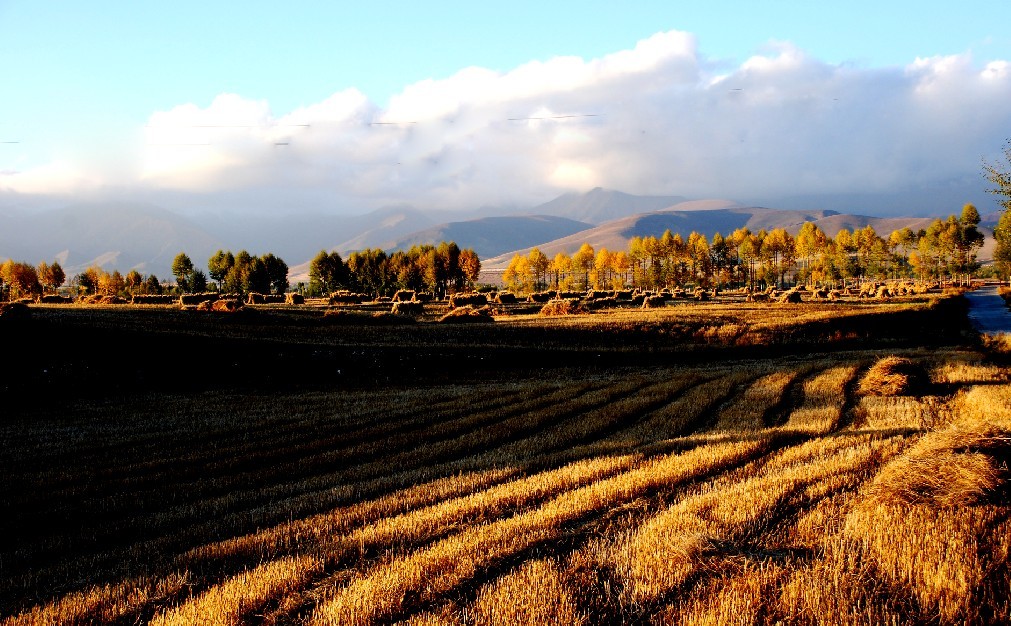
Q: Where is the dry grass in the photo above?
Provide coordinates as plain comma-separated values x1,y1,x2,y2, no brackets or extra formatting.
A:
4,297,1008,626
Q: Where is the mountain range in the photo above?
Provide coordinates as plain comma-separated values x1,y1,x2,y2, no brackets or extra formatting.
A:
0,188,989,283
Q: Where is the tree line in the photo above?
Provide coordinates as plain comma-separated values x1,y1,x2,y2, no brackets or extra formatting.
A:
502,205,987,293
307,242,481,297
0,241,482,301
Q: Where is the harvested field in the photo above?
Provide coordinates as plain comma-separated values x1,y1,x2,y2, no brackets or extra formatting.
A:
1,292,1007,625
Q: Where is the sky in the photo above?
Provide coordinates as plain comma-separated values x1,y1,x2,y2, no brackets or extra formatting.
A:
3,0,1011,216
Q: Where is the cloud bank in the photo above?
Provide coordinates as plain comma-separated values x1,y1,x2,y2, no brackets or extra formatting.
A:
5,30,1011,214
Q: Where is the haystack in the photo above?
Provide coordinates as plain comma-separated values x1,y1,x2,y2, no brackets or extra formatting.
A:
541,299,587,316
0,302,30,320
438,305,494,323
857,356,929,396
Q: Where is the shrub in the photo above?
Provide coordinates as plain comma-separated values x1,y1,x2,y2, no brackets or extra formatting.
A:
857,356,930,396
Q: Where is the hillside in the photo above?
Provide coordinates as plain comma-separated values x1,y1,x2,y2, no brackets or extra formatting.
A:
0,202,224,278
385,215,594,259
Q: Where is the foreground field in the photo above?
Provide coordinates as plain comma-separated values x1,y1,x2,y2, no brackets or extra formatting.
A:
1,295,1009,624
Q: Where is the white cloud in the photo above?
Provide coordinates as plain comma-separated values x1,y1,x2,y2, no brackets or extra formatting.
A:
5,30,1011,214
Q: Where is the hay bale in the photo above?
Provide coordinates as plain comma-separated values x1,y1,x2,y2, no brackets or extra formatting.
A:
329,291,365,305
131,294,176,305
449,293,488,308
875,285,892,299
528,292,554,303
631,294,646,306
615,290,633,300
211,299,242,312
693,289,710,301
828,289,842,301
438,305,494,323
0,301,30,320
98,295,127,305
285,293,305,305
246,292,266,305
415,292,435,302
179,293,218,306
746,292,770,303
35,294,70,304
392,290,415,302
391,301,424,316
811,287,829,299
778,289,803,304
857,356,930,396
495,292,518,304
642,295,666,309
540,299,587,316
585,297,618,310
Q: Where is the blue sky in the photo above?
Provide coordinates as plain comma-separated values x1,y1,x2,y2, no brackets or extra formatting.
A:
2,0,1011,214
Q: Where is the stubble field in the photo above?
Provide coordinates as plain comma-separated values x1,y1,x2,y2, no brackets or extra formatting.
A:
1,293,1009,625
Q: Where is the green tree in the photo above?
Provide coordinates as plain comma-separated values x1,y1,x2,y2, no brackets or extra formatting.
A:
984,141,1011,278
956,203,985,274
996,211,1011,278
208,250,235,289
171,252,195,292
309,250,348,295
261,253,289,294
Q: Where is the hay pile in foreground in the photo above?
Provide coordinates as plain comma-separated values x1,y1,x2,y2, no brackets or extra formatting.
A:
857,356,929,396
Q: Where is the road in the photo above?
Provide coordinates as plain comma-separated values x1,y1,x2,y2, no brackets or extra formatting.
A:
965,285,1011,334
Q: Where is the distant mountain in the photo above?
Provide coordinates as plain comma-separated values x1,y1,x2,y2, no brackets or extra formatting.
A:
1,189,972,285
528,187,688,224
483,206,939,268
386,215,594,259
0,202,223,278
